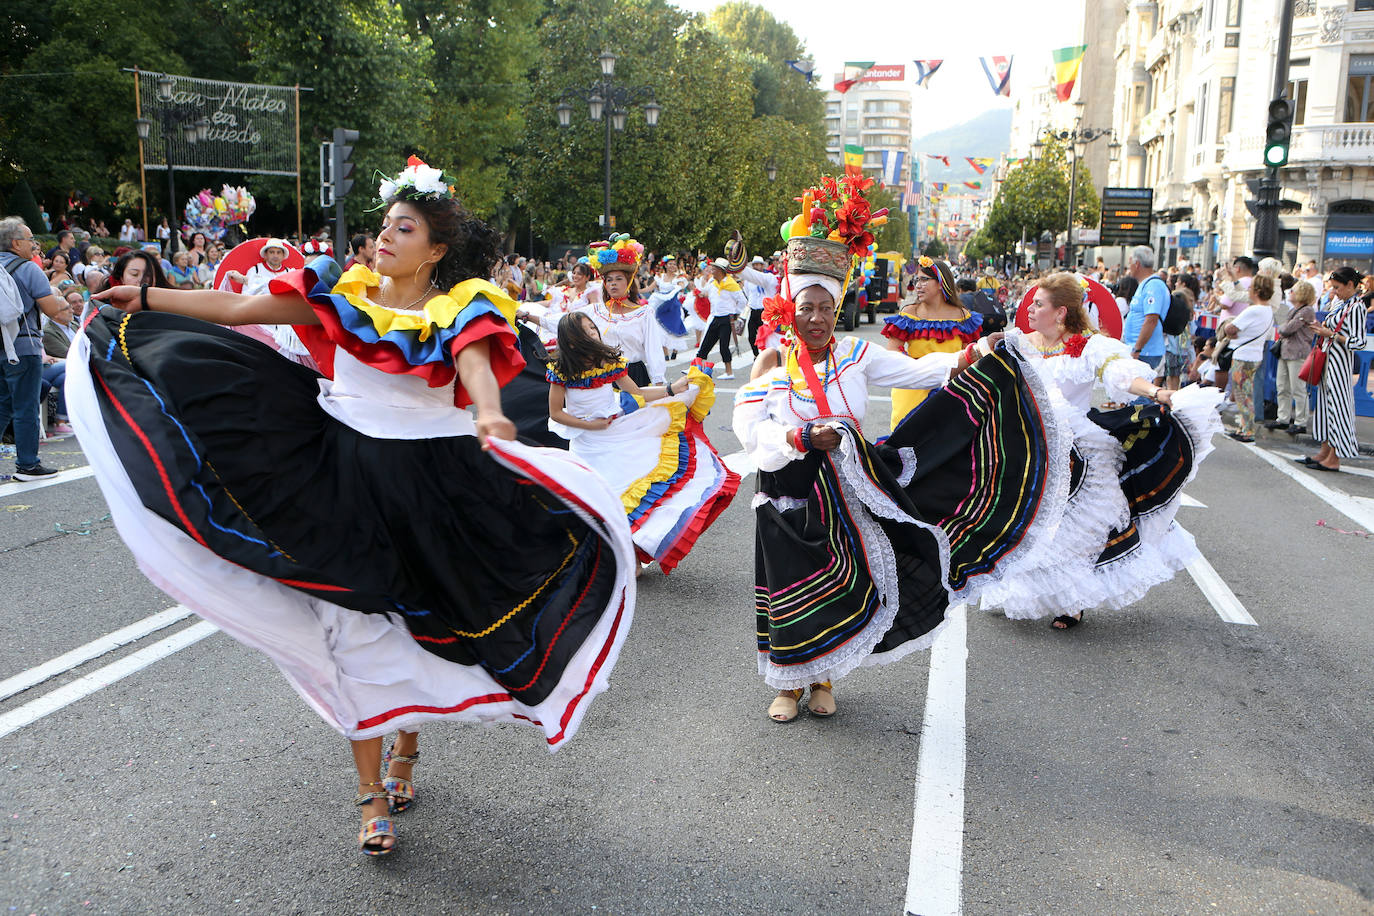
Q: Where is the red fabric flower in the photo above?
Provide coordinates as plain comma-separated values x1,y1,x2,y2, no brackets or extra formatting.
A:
818,176,839,203
406,154,425,168
836,197,872,240
761,294,795,330
1064,334,1088,357
842,172,875,195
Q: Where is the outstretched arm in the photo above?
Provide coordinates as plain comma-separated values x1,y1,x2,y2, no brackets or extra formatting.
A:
456,338,517,448
94,283,319,327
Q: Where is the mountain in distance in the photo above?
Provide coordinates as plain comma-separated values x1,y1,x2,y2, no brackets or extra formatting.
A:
911,108,1013,185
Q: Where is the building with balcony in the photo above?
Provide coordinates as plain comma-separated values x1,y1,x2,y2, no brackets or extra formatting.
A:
825,81,913,179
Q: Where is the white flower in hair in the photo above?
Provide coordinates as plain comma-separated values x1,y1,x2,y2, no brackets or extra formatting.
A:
378,177,399,199
410,164,447,196
376,156,455,202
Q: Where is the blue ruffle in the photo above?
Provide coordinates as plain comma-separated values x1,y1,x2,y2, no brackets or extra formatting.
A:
882,312,984,335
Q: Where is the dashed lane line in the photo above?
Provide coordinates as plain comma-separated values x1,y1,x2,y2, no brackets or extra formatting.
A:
0,606,192,703
0,620,219,741
1177,525,1259,626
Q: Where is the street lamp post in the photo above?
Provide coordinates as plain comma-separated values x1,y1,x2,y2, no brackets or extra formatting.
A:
555,51,660,232
1041,121,1115,268
134,73,209,247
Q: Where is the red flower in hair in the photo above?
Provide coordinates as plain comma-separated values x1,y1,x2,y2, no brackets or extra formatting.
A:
406,154,426,168
761,294,795,329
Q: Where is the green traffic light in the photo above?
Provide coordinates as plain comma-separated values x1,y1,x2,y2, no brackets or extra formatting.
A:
1263,144,1288,167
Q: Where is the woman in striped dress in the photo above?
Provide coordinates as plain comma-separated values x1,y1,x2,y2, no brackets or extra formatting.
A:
1302,266,1368,472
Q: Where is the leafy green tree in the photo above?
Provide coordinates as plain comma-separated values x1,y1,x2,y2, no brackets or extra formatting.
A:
921,238,948,258
866,186,909,255
706,2,824,129
984,135,1098,254
7,180,43,230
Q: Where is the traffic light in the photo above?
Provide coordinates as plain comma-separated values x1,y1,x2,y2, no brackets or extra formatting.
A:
1263,97,1295,169
319,141,334,209
331,128,359,199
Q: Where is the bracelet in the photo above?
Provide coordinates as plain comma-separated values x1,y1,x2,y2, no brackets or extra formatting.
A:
962,343,977,364
792,427,807,453
801,422,815,452
139,285,149,312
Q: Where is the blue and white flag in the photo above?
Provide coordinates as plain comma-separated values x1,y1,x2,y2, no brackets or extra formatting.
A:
880,149,906,188
913,60,943,86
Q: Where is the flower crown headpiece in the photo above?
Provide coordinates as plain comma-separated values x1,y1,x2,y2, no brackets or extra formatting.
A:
586,233,644,275
779,172,890,257
376,155,457,204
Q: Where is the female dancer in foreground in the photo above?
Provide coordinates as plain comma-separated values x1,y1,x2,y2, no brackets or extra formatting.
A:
76,159,636,855
977,271,1222,628
735,174,1073,721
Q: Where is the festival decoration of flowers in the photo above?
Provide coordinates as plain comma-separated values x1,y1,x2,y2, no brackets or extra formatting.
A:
778,171,890,257
585,233,644,274
182,185,255,240
377,155,457,202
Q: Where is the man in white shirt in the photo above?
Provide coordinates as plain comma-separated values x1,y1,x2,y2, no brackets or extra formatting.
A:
696,257,748,379
226,239,291,295
738,255,778,356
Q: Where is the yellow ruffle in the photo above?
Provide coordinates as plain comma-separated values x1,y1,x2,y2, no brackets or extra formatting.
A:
620,399,689,515
332,265,518,340
684,365,716,422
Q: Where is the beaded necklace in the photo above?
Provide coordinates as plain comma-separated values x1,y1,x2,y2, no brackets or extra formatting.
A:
786,341,863,436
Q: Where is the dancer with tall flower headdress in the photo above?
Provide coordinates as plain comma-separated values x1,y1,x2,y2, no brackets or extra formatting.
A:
559,234,667,387
973,271,1223,629
734,172,1075,723
546,307,738,573
74,157,637,857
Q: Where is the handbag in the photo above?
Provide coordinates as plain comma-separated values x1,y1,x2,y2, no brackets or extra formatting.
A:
1216,320,1270,374
1298,303,1348,386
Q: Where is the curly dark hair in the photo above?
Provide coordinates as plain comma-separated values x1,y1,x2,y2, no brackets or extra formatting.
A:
381,194,502,290
112,250,172,289
553,311,621,381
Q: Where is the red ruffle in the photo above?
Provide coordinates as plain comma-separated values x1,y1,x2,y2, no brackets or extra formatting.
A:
880,321,982,345
652,417,741,575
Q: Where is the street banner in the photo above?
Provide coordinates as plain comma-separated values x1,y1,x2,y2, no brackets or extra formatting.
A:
965,157,994,174
927,154,951,167
902,180,919,209
136,70,299,175
979,56,1013,97
881,150,906,187
913,61,943,86
1052,45,1088,102
856,64,906,82
963,181,983,190
834,61,876,93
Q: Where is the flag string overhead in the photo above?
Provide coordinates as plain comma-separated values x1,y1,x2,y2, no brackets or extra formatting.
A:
1052,45,1088,101
979,56,1013,97
913,60,943,86
834,60,875,94
927,153,951,168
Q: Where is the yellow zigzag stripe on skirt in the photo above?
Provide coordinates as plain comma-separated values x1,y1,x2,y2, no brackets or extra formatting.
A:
763,472,875,650
446,524,580,639
1119,406,1152,452
620,399,689,514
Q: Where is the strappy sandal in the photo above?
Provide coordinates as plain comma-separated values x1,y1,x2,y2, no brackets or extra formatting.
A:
807,681,836,718
356,781,395,856
1051,612,1084,630
768,688,803,723
383,744,419,814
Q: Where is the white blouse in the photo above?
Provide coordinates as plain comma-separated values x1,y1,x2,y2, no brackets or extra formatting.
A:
1010,331,1152,413
733,336,959,472
584,302,666,383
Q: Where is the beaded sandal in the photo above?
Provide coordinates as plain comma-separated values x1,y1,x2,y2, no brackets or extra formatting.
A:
807,681,836,718
383,745,420,814
356,781,395,856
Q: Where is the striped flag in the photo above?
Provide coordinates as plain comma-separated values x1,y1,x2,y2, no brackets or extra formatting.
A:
784,59,815,83
927,153,951,167
880,149,906,187
913,60,943,86
979,56,1013,97
843,143,865,174
901,179,919,209
930,182,948,193
963,181,983,190
965,157,995,174
1052,45,1088,101
834,60,876,94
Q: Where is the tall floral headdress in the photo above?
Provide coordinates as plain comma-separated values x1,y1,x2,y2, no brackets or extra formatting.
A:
586,233,644,275
376,155,457,204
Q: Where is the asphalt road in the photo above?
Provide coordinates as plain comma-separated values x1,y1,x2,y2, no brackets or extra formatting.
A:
2,322,1371,915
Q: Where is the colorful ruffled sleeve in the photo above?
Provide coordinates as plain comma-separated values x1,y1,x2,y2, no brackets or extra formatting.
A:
546,359,628,389
269,256,524,409
881,311,983,344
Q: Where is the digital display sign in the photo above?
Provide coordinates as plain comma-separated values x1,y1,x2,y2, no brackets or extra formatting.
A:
1100,188,1153,246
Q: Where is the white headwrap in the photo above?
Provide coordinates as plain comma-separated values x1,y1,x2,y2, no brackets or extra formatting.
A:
788,272,842,303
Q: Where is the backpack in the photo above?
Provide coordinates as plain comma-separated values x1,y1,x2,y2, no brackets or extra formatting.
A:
1,257,30,365
1162,288,1192,336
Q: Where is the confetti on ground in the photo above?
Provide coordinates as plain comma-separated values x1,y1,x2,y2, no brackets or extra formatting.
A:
1316,519,1371,538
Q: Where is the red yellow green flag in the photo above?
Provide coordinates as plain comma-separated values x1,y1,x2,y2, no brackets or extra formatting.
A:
843,143,865,174
1052,45,1088,102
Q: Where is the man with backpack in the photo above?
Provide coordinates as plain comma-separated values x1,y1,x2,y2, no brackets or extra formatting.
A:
1,217,66,480
1123,245,1171,380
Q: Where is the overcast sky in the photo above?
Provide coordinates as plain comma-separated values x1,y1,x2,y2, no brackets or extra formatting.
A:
673,0,1087,132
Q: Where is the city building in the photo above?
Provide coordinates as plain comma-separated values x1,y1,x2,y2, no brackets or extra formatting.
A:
824,68,913,179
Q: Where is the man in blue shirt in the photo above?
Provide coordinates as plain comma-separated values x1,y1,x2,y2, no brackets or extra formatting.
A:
1,217,66,480
1122,245,1170,371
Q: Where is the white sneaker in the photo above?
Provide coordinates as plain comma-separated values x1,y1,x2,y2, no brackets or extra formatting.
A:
718,372,735,380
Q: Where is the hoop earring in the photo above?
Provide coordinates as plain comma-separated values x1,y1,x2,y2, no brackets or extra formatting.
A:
413,259,439,290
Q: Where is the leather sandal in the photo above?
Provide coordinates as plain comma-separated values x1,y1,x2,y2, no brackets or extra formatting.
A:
383,744,419,814
807,681,836,718
356,781,396,856
768,688,803,723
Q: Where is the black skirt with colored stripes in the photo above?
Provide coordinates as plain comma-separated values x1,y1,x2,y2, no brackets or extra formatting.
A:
69,308,635,745
753,343,1065,689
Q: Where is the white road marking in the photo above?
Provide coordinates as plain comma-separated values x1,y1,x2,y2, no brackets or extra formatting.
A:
0,465,94,499
905,604,968,916
1177,524,1258,626
713,386,893,402
0,621,219,740
0,606,192,702
1245,443,1374,532
1270,449,1374,480
1179,494,1207,508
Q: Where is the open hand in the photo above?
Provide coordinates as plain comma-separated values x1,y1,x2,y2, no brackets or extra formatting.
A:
92,284,143,313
